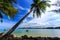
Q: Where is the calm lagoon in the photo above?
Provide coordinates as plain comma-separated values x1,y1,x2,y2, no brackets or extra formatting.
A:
12,29,60,37
0,29,60,37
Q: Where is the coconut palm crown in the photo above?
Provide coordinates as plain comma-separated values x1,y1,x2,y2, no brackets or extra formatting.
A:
31,0,50,17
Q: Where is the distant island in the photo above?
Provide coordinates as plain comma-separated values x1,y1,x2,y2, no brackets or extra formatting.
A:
46,27,60,29
18,26,60,29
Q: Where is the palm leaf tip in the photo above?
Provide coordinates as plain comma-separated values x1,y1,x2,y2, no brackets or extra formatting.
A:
8,0,17,3
0,13,3,23
8,7,18,17
2,6,18,19
0,13,3,18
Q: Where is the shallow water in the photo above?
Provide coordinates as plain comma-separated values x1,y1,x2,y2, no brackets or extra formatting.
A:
13,29,60,37
0,29,60,37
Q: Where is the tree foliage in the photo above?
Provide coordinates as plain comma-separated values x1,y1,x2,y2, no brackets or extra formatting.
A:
0,0,18,19
31,0,50,17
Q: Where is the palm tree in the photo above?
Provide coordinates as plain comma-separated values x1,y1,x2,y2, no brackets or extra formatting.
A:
0,0,18,39
0,0,18,22
2,0,50,39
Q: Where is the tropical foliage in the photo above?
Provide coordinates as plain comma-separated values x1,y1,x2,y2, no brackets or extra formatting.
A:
0,0,18,19
31,0,50,17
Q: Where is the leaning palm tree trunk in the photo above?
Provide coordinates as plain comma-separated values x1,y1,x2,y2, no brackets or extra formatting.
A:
2,9,32,38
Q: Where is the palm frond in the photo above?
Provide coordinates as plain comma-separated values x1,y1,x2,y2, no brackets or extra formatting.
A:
0,13,3,18
31,0,50,17
0,0,18,19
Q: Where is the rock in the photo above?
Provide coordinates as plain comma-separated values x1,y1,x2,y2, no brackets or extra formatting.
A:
13,34,16,38
9,34,17,38
21,35,28,39
0,33,4,37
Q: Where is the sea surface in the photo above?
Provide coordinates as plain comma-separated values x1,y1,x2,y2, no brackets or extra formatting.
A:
0,29,60,37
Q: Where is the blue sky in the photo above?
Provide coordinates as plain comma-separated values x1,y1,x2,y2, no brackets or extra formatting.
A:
0,0,33,29
0,0,60,29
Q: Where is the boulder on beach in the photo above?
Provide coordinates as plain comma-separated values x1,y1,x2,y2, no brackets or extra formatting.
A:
10,34,17,38
0,33,4,37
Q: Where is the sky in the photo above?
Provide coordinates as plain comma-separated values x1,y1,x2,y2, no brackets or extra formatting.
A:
0,0,60,29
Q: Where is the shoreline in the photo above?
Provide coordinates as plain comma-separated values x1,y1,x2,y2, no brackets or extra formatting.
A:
1,35,60,40
0,33,60,40
16,34,60,38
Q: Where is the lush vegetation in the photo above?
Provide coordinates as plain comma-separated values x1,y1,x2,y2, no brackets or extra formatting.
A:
0,0,18,22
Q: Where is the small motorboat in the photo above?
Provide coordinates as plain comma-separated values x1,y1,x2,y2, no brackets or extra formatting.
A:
26,30,29,32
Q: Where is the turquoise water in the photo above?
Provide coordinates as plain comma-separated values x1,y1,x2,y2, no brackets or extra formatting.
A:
13,29,60,37
0,29,60,37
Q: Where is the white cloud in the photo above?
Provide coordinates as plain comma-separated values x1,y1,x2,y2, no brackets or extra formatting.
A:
23,19,28,23
49,0,57,4
27,11,60,27
0,21,16,29
14,4,29,11
27,11,33,18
